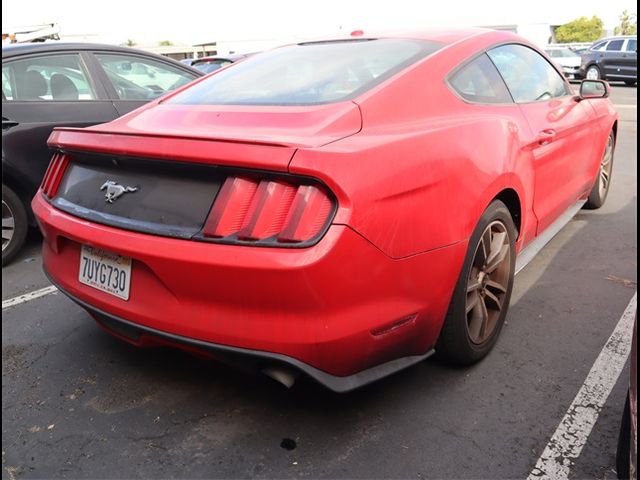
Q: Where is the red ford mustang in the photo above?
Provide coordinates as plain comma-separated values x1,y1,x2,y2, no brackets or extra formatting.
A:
33,29,618,392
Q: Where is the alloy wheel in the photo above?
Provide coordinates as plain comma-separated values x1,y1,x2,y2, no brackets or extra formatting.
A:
465,220,511,344
599,134,614,199
586,66,600,80
2,199,16,252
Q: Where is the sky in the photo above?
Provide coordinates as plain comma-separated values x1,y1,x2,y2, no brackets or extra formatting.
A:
2,0,637,47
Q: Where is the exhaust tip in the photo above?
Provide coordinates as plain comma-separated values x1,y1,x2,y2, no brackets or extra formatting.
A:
262,366,299,389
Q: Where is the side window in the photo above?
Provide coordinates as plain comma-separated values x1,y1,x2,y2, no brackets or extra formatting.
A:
487,44,570,103
2,54,95,101
449,54,512,103
2,67,13,100
625,39,637,52
94,53,196,100
606,40,625,51
593,41,608,51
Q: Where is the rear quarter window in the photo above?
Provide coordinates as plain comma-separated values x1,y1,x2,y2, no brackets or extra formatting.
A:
625,39,637,52
449,54,512,104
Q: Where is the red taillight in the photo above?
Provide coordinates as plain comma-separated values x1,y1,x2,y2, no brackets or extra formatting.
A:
202,176,334,245
277,185,333,243
202,177,259,237
41,153,69,198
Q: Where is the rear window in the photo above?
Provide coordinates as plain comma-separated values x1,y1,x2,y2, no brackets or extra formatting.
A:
167,38,442,106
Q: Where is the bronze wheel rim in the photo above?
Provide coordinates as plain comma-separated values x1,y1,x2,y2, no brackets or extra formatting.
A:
465,220,511,344
599,135,614,199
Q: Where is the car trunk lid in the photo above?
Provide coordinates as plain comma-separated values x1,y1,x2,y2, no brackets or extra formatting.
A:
45,101,359,239
84,101,361,149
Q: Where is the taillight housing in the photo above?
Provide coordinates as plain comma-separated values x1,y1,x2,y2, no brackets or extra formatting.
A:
40,152,69,199
201,175,336,247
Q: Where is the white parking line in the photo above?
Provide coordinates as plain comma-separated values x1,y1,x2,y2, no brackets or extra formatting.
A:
2,285,58,310
528,292,637,480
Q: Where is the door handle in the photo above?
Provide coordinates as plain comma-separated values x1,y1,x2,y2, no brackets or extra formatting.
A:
537,129,557,145
2,117,19,130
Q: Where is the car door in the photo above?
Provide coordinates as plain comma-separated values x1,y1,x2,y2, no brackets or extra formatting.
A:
602,39,626,78
2,51,119,198
620,38,637,80
488,44,598,234
88,52,200,116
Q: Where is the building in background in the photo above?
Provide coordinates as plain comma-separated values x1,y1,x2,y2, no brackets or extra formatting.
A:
144,42,218,61
2,23,60,44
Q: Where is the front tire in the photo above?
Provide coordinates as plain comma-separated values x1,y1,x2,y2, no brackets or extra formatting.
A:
436,200,516,364
2,184,28,266
586,65,602,80
584,131,615,209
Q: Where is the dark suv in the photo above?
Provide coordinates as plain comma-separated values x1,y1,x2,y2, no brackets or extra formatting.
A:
2,43,203,265
579,36,637,85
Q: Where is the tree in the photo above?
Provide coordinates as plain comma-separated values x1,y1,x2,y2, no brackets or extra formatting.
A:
158,40,174,46
125,39,136,47
555,16,604,43
614,10,637,35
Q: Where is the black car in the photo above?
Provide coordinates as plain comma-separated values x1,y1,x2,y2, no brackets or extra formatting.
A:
2,42,203,264
579,36,637,85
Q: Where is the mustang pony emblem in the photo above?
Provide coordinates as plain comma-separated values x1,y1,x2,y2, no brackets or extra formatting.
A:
100,181,138,203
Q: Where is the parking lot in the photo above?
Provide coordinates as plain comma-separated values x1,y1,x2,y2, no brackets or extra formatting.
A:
2,85,637,479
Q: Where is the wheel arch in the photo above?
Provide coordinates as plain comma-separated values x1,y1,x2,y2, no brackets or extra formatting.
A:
493,188,522,236
474,173,528,243
586,62,604,79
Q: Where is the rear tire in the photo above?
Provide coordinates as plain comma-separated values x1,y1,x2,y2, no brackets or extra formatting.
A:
436,200,516,364
2,184,28,266
584,131,615,210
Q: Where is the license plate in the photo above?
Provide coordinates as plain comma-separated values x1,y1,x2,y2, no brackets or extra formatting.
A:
79,245,132,300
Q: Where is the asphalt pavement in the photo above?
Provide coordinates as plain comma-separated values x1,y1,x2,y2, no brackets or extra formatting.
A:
2,85,637,479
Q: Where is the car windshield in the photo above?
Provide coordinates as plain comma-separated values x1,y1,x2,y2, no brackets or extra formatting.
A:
545,48,578,58
167,38,442,105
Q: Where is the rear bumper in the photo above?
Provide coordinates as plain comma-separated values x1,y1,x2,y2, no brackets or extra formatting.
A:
50,281,435,393
33,191,466,384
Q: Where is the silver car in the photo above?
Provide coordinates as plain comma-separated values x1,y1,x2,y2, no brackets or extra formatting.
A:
545,46,582,80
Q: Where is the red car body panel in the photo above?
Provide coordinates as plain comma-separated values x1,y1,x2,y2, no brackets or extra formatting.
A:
33,195,466,376
33,29,618,390
83,101,364,149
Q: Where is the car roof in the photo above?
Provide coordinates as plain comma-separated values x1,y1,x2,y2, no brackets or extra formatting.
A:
294,28,498,46
593,35,637,43
1,42,202,72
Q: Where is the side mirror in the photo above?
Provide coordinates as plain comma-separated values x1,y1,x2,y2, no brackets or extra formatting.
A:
579,80,609,99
